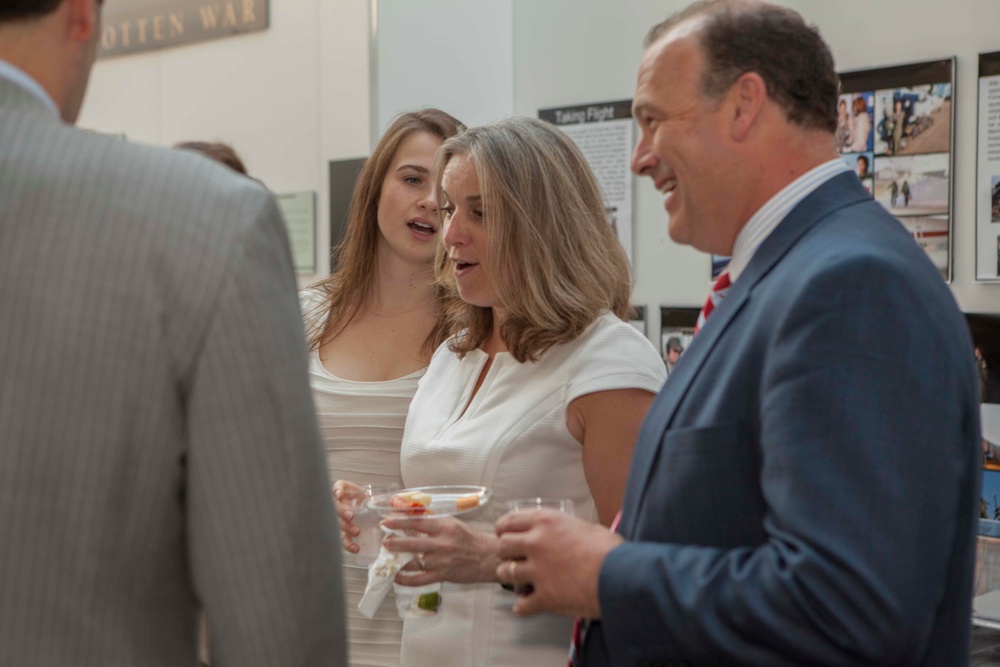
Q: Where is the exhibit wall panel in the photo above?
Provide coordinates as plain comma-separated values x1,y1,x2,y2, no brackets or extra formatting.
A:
78,0,373,286
793,0,1000,313
512,0,1000,347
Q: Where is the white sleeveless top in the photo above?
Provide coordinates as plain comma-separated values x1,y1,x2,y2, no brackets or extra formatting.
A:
399,311,666,667
301,289,424,667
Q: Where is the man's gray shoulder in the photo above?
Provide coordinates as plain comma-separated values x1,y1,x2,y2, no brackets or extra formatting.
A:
47,128,285,373
70,128,271,233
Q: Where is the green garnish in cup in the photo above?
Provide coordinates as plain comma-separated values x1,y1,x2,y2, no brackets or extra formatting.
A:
416,592,441,611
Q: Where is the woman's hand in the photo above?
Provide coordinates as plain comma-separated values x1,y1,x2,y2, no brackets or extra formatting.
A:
331,479,364,554
381,515,500,586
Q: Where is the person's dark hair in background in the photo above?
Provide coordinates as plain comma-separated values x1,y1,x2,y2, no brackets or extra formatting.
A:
174,141,248,176
0,0,63,22
852,95,867,117
664,335,684,374
645,0,838,133
856,155,869,177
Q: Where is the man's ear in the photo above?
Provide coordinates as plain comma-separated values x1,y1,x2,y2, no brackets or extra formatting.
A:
65,0,98,43
728,72,766,142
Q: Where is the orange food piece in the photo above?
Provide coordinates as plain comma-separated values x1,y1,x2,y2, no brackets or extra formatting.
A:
389,491,432,514
455,494,480,511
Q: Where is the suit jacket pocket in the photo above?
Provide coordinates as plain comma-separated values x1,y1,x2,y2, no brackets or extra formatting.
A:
633,420,767,548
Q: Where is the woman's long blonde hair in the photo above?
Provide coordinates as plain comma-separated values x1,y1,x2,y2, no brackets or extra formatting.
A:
306,109,464,355
435,117,632,363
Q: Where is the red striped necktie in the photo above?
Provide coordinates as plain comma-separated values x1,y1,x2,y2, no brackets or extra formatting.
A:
568,511,623,666
694,271,731,335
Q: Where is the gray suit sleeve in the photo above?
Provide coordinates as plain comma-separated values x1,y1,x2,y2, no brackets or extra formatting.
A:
183,194,346,666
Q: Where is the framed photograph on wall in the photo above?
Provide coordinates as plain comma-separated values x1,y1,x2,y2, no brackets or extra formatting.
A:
659,307,700,378
956,314,999,627
969,314,1000,481
275,191,316,275
975,51,1000,282
840,58,955,282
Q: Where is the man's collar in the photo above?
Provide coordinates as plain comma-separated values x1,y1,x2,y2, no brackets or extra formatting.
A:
727,158,850,282
0,59,60,117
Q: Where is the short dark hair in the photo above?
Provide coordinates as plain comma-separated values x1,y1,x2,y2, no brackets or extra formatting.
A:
0,0,62,22
174,141,248,176
646,0,838,133
852,95,868,116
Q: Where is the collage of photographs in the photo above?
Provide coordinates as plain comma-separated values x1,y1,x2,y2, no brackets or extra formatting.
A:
706,60,955,288
970,311,1000,533
838,60,954,281
951,314,999,629
978,51,1000,282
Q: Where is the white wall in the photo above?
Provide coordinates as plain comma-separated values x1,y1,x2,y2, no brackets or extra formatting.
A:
376,0,513,133
512,0,1000,348
79,0,373,287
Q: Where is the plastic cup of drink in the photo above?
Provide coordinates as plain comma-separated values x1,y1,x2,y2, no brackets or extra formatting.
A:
342,482,400,567
502,498,575,595
504,497,575,516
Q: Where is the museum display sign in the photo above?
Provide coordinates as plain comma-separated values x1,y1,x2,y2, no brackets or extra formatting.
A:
99,0,268,58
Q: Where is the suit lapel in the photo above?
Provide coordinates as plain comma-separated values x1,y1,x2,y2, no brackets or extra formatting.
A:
621,275,752,532
621,172,871,534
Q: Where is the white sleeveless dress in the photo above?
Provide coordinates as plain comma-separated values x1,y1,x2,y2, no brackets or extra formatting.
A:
301,290,423,667
399,311,666,666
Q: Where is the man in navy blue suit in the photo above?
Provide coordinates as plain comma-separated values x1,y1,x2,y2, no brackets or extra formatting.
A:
496,1,982,665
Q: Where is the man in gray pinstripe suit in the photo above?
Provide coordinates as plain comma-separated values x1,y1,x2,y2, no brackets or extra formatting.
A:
0,1,347,664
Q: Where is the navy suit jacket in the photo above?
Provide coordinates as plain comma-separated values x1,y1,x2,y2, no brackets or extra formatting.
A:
583,173,981,666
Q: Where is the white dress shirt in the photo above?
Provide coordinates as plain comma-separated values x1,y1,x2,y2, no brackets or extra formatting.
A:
727,158,851,283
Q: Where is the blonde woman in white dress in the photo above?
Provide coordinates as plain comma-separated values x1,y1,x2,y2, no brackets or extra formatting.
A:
375,117,666,666
301,109,462,667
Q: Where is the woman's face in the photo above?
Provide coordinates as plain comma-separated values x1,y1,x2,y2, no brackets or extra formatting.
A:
441,154,502,314
376,131,444,267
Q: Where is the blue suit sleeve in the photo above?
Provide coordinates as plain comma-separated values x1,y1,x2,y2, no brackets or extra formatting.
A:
597,252,979,666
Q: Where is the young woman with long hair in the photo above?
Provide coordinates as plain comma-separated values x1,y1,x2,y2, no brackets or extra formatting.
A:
302,108,463,667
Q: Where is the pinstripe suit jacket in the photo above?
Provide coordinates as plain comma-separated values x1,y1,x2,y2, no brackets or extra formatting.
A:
0,75,347,666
